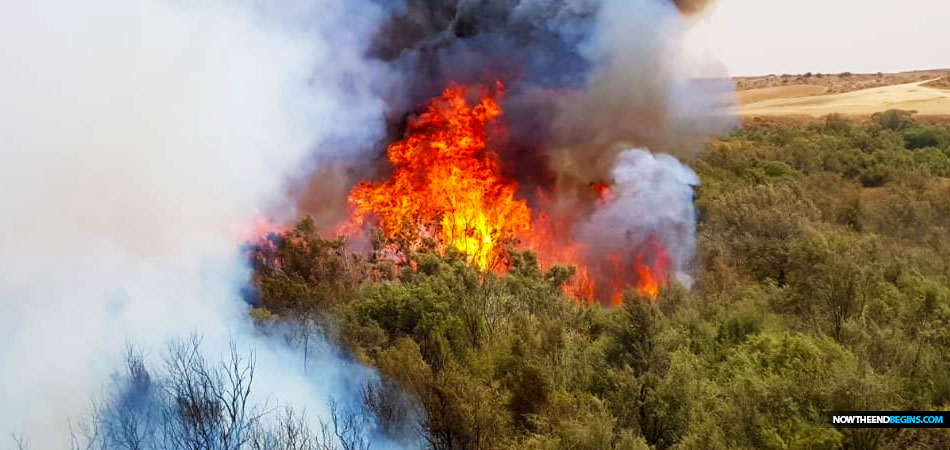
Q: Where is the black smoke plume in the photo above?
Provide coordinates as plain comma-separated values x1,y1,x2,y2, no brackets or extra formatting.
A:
297,0,734,223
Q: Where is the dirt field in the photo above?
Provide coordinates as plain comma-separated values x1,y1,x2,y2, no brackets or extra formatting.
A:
735,70,950,119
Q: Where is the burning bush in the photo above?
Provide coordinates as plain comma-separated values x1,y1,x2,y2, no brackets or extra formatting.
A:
348,82,530,271
340,82,689,304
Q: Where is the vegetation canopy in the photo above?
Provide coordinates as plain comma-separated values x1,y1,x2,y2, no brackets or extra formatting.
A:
77,113,950,450
241,112,950,450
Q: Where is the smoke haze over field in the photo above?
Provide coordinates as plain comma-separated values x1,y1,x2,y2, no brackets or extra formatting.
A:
0,0,394,447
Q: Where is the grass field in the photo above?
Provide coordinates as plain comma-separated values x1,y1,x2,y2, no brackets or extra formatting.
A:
736,70,950,119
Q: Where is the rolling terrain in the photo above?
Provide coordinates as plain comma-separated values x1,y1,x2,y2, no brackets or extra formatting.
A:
735,69,950,119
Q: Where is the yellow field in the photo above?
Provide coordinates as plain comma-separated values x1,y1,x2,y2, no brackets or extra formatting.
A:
738,78,950,118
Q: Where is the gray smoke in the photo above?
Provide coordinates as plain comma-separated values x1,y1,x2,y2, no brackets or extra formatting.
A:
549,0,735,177
0,0,404,448
296,0,734,223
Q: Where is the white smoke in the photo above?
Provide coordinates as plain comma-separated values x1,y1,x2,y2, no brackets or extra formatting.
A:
578,149,701,286
0,0,397,448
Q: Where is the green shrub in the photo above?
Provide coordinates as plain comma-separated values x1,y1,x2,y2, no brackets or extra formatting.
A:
249,118,950,450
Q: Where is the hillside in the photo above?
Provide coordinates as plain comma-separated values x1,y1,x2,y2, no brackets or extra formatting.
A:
735,70,950,119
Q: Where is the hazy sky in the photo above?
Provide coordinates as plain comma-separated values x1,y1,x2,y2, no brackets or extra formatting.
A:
685,0,950,76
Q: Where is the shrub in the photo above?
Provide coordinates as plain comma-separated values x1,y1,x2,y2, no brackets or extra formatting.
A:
872,109,916,131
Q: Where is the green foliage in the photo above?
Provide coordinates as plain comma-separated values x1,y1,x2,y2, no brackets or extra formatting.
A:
903,127,950,150
251,116,950,449
872,110,916,131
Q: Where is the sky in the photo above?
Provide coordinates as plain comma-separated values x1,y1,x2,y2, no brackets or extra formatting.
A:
685,0,950,76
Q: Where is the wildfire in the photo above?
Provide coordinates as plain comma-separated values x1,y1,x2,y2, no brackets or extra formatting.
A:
527,189,671,303
523,206,597,303
633,236,671,301
348,82,530,270
345,82,672,304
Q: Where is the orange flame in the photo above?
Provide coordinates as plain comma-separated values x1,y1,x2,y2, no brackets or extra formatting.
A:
633,236,671,300
524,205,596,303
528,182,672,303
345,82,671,304
523,191,671,304
348,82,530,270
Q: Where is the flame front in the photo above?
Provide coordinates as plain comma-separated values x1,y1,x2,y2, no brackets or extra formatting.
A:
348,82,530,270
346,82,672,304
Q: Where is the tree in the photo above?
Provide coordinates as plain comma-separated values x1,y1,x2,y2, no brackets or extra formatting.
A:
74,337,380,450
787,230,880,341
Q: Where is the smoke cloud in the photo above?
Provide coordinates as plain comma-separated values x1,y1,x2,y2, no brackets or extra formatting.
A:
0,0,399,448
578,149,701,289
308,0,735,292
550,0,735,172
298,0,734,223
0,0,735,444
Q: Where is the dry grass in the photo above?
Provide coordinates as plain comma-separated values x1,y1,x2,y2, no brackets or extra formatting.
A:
923,76,950,89
735,73,950,119
735,84,828,104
